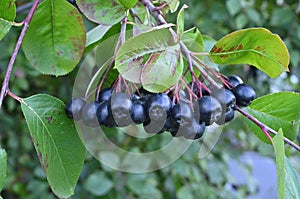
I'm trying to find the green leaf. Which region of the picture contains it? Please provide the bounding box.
[272,129,285,199]
[84,171,113,196]
[20,94,86,198]
[76,0,126,25]
[0,0,16,41]
[162,0,180,13]
[177,4,188,39]
[115,24,177,83]
[182,27,204,58]
[245,92,300,144]
[22,0,86,76]
[85,58,113,97]
[209,28,290,78]
[202,35,218,70]
[86,25,112,47]
[117,0,138,9]
[0,149,7,192]
[285,156,300,199]
[141,46,183,93]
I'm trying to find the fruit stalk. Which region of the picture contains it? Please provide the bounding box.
[0,0,40,108]
[140,0,300,152]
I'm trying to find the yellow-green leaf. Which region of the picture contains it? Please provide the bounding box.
[209,28,290,78]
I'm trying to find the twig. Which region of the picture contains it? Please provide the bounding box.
[0,0,40,108]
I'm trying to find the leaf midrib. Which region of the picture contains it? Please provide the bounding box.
[21,99,72,190]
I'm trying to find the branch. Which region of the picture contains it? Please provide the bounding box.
[140,0,300,152]
[235,106,300,151]
[0,0,40,108]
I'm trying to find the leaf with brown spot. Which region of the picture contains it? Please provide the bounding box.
[21,94,86,198]
[22,0,86,76]
[76,0,126,25]
[209,28,290,78]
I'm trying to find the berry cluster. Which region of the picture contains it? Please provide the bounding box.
[66,75,256,140]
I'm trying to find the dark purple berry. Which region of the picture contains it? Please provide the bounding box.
[96,101,116,127]
[146,93,172,121]
[170,102,194,128]
[231,84,256,107]
[211,89,236,111]
[216,108,235,125]
[143,119,166,134]
[81,102,101,127]
[198,96,223,126]
[65,97,86,121]
[183,120,206,140]
[97,87,112,103]
[130,100,148,124]
[109,93,133,127]
[226,75,243,88]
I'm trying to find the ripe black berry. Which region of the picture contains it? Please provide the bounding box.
[227,75,243,88]
[96,101,116,127]
[183,120,206,140]
[97,87,112,103]
[216,108,235,125]
[231,84,256,107]
[65,97,86,121]
[170,102,194,128]
[198,96,223,126]
[81,102,101,127]
[109,93,133,127]
[211,89,236,111]
[130,100,148,124]
[146,93,172,121]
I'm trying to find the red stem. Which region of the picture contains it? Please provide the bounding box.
[0,0,40,108]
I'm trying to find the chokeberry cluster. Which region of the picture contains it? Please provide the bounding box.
[66,75,256,140]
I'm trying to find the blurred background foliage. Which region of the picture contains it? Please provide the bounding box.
[0,0,300,198]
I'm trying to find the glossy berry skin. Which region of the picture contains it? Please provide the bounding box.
[65,97,86,121]
[130,100,148,124]
[216,108,235,125]
[183,120,206,140]
[198,96,223,126]
[227,75,243,88]
[146,93,172,121]
[232,84,256,107]
[81,102,101,127]
[97,87,112,103]
[211,89,236,111]
[109,93,133,127]
[96,101,115,127]
[170,102,194,128]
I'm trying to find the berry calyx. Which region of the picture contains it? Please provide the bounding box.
[170,102,194,128]
[232,84,256,107]
[198,96,223,126]
[65,97,86,121]
[146,93,172,121]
